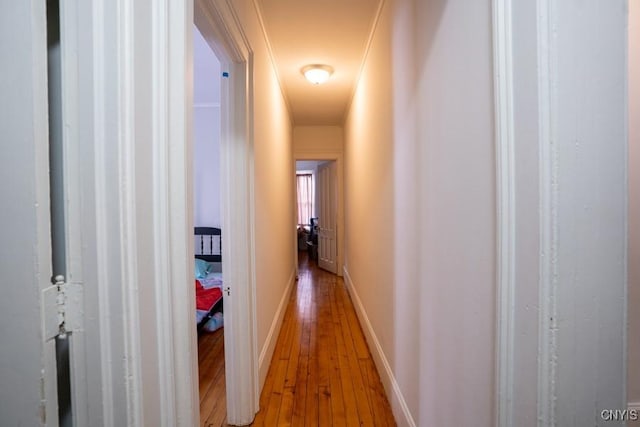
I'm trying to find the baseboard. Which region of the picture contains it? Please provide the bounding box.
[342,267,416,427]
[258,268,296,390]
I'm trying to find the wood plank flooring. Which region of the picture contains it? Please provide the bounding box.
[199,327,228,426]
[198,252,396,426]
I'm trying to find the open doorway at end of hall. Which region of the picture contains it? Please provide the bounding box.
[192,23,227,426]
[295,160,338,275]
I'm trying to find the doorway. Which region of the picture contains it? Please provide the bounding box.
[192,23,228,425]
[192,0,259,424]
[295,159,340,276]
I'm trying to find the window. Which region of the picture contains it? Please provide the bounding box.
[296,172,314,227]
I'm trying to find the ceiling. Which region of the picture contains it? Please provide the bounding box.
[255,0,383,126]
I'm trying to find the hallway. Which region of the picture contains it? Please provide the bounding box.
[199,252,395,426]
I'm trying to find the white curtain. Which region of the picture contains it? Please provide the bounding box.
[296,173,314,226]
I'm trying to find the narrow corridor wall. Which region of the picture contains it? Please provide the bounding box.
[343,0,496,425]
[345,1,628,425]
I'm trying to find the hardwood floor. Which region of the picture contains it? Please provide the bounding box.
[199,327,228,426]
[198,252,396,426]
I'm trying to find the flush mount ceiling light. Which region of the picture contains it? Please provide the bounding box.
[301,64,334,85]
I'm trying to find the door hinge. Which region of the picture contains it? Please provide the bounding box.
[224,286,231,297]
[42,275,83,341]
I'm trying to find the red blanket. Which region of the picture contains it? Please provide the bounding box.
[195,280,222,311]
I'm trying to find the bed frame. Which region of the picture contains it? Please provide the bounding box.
[195,227,223,332]
[195,226,222,263]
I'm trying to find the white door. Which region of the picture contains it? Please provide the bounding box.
[317,161,338,274]
[0,2,60,425]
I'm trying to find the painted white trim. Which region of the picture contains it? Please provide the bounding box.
[195,0,249,63]
[165,1,200,426]
[343,267,414,427]
[165,1,201,425]
[247,55,260,415]
[220,58,259,424]
[92,0,115,423]
[492,0,516,426]
[258,269,296,388]
[117,0,145,424]
[151,0,178,424]
[195,1,259,424]
[536,0,558,425]
[58,1,91,425]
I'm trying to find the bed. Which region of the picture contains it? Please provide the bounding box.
[194,227,224,332]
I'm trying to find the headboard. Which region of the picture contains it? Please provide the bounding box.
[194,227,221,263]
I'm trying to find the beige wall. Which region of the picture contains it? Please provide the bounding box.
[293,125,343,154]
[230,1,296,387]
[629,0,640,406]
[343,0,495,425]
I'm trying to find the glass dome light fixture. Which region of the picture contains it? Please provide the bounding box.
[301,64,334,85]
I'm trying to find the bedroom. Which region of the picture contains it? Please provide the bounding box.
[192,23,228,425]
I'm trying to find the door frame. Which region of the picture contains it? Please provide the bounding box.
[8,0,258,424]
[192,0,259,424]
[293,153,344,277]
[492,0,516,425]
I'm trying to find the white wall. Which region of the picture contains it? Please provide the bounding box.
[508,2,627,425]
[193,26,222,228]
[193,107,221,226]
[344,0,496,425]
[629,0,640,408]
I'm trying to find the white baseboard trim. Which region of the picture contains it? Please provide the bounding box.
[343,267,416,427]
[258,269,296,390]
